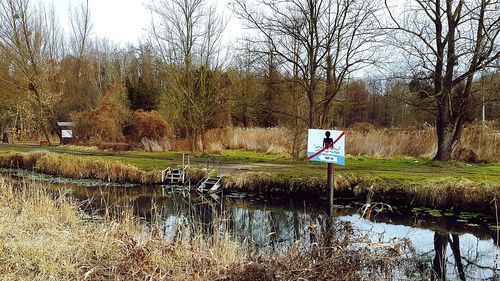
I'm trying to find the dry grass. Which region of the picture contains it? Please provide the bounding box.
[351,177,500,212]
[0,152,46,170]
[60,145,100,152]
[220,220,412,281]
[348,122,500,162]
[141,137,171,152]
[0,178,240,280]
[0,179,412,280]
[205,127,293,154]
[456,123,500,163]
[225,172,362,198]
[203,123,500,162]
[225,172,499,211]
[0,152,160,184]
[347,127,437,158]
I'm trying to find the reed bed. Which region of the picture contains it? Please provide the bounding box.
[0,179,240,280]
[0,152,160,184]
[0,179,413,280]
[355,177,500,212]
[204,123,500,162]
[347,128,437,158]
[225,172,360,198]
[204,127,292,154]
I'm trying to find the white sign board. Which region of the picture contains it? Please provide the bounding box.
[61,130,73,138]
[307,129,345,165]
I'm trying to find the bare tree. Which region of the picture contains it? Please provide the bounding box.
[231,0,380,128]
[0,0,63,144]
[69,0,92,60]
[53,0,98,122]
[385,0,500,161]
[147,0,226,151]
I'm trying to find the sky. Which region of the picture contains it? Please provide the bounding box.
[50,0,240,46]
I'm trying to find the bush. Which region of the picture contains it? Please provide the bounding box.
[71,85,130,143]
[125,110,174,151]
[125,110,173,142]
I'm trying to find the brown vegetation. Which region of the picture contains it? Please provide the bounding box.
[225,172,499,212]
[127,109,174,152]
[203,123,499,163]
[0,152,159,184]
[71,85,130,143]
[205,127,300,155]
[94,142,134,152]
[127,110,174,142]
[0,179,240,280]
[0,179,411,280]
[353,178,500,212]
[72,89,175,152]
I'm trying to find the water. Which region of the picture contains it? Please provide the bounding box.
[3,171,500,280]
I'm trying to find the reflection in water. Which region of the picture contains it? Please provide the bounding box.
[432,232,448,280]
[12,179,500,280]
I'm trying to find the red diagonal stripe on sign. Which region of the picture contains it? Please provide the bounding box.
[307,131,345,161]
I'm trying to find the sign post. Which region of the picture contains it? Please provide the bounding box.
[307,129,346,216]
[327,163,334,215]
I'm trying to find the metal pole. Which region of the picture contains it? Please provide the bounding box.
[327,163,334,217]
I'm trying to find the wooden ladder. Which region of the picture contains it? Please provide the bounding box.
[161,154,190,185]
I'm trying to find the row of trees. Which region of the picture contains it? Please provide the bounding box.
[0,0,499,160]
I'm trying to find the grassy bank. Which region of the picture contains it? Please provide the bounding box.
[224,172,500,212]
[0,179,410,280]
[1,147,499,212]
[0,152,160,184]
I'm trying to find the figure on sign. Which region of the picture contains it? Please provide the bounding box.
[307,129,346,165]
[323,131,333,148]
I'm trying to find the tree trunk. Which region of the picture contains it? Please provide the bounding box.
[435,122,455,161]
[308,98,316,128]
[434,100,461,161]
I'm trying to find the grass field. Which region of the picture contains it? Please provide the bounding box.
[1,143,499,183]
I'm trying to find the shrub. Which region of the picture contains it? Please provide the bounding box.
[126,110,173,142]
[71,85,130,143]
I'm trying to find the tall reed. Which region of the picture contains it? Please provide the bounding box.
[0,179,414,280]
[203,123,500,162]
[0,178,240,280]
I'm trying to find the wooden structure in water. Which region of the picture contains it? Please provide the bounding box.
[161,154,190,185]
[161,154,224,194]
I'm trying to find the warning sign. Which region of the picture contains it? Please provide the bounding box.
[306,129,345,165]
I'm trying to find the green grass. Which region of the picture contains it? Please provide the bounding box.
[1,144,500,185]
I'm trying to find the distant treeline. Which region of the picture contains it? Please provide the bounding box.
[0,0,499,159]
